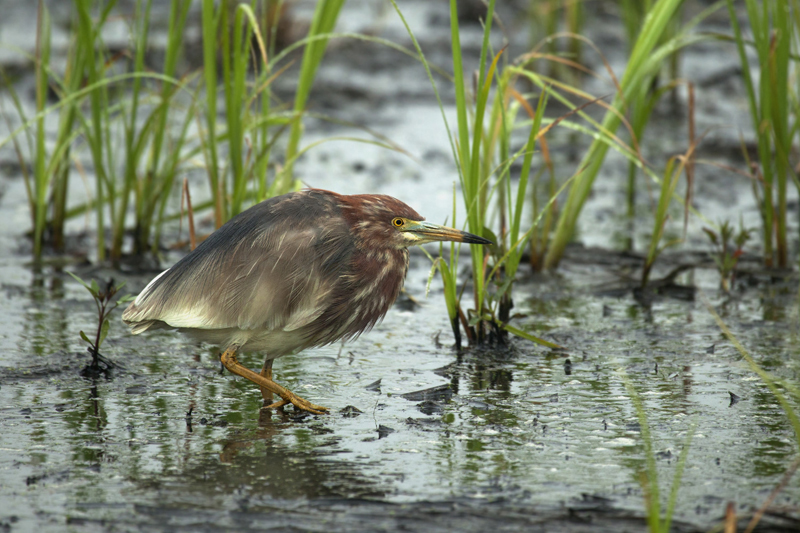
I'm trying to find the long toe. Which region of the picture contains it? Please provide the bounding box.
[263,399,290,410]
[289,395,329,415]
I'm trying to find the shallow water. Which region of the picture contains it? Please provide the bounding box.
[1,1,800,531]
[1,252,799,531]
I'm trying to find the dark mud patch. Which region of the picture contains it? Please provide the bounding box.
[50,498,800,533]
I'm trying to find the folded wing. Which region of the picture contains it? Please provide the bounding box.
[122,191,354,338]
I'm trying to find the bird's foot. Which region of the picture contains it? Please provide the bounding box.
[219,348,328,415]
[264,394,328,415]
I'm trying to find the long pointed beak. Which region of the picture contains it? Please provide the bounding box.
[404,221,493,245]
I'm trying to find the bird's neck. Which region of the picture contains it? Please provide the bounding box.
[351,247,409,312]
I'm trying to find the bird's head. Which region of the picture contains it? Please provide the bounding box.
[339,193,493,251]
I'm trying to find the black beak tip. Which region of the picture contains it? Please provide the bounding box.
[465,234,494,246]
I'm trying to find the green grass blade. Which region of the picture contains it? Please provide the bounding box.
[620,372,661,533]
[283,0,346,182]
[449,0,470,182]
[202,0,222,227]
[33,0,51,260]
[663,418,697,533]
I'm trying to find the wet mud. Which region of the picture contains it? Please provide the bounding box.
[1,0,800,531]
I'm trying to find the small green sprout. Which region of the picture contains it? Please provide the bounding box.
[68,273,134,376]
[702,220,753,292]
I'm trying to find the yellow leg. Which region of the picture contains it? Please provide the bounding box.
[259,360,291,410]
[220,347,328,415]
[259,359,274,406]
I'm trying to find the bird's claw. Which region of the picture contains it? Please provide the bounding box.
[263,398,290,410]
[264,395,328,415]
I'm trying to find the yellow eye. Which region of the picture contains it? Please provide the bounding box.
[392,217,405,228]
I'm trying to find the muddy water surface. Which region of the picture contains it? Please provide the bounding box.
[2,252,799,531]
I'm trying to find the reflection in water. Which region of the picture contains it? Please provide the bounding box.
[469,365,513,394]
[217,409,287,462]
[22,267,71,357]
[149,424,386,502]
[87,384,107,433]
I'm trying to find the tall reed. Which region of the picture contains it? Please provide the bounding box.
[444,0,555,345]
[728,0,795,269]
[20,0,113,261]
[74,0,114,262]
[447,0,496,342]
[135,0,193,257]
[4,2,73,261]
[72,0,195,262]
[6,0,377,264]
[619,0,684,236]
[32,0,52,260]
[19,0,86,260]
[201,0,270,226]
[641,86,695,287]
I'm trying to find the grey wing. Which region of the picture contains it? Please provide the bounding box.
[122,193,354,336]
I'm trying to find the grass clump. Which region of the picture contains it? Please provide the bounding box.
[392,0,562,348]
[3,0,349,264]
[6,0,83,260]
[6,0,196,263]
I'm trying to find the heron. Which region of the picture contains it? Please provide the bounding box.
[122,188,491,414]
